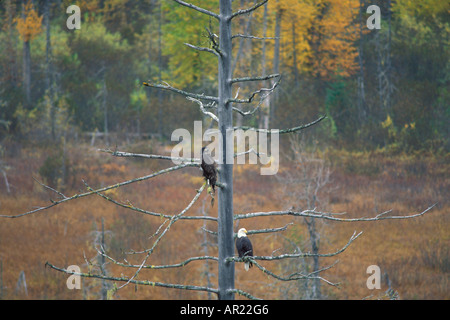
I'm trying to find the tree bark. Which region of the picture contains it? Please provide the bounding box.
[217,0,235,300]
[259,2,269,129]
[21,0,31,108]
[102,75,109,146]
[270,5,281,127]
[158,0,163,137]
[44,0,55,140]
[357,0,367,121]
[292,21,299,87]
[23,40,31,108]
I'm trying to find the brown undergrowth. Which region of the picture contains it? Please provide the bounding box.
[0,142,447,299]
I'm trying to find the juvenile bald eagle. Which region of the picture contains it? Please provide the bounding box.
[201,146,217,193]
[236,228,253,271]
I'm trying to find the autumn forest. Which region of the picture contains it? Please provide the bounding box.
[0,0,448,300]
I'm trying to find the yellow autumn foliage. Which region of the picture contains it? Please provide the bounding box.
[15,0,42,42]
[265,0,360,79]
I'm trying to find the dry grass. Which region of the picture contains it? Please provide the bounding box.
[0,142,448,299]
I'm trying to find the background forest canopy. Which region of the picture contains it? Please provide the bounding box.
[0,0,448,153]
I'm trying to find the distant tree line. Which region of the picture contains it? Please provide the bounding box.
[0,0,448,152]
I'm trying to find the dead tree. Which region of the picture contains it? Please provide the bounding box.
[277,135,332,299]
[0,0,435,300]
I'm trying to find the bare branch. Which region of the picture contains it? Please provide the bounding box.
[229,231,362,265]
[0,163,198,219]
[247,223,294,236]
[276,115,327,134]
[230,73,280,84]
[231,34,279,40]
[184,42,219,57]
[203,26,221,55]
[228,288,262,300]
[205,224,294,238]
[46,261,218,295]
[186,97,219,122]
[231,0,268,20]
[204,100,263,117]
[143,81,218,102]
[32,177,67,199]
[233,106,261,117]
[233,115,327,133]
[101,252,219,270]
[172,0,219,20]
[250,259,340,287]
[116,183,206,289]
[252,231,363,260]
[201,226,218,236]
[84,180,217,222]
[234,147,265,159]
[99,148,200,164]
[229,76,281,104]
[306,259,340,277]
[234,204,436,222]
[234,87,240,99]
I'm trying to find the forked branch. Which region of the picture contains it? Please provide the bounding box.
[0,163,198,219]
[233,115,327,133]
[231,0,269,20]
[229,76,281,104]
[184,42,220,57]
[143,81,218,102]
[114,183,206,289]
[251,259,340,287]
[46,262,219,295]
[234,204,436,222]
[186,97,219,122]
[228,231,362,264]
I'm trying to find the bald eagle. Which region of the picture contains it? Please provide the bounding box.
[201,146,217,193]
[236,228,253,271]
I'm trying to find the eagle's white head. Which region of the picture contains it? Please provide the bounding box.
[237,228,248,238]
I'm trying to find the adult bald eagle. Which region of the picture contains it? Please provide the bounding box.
[201,146,217,193]
[236,228,253,271]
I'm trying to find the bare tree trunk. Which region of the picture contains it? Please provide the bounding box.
[357,0,367,121]
[21,0,31,108]
[1,170,10,194]
[259,2,269,129]
[16,270,27,296]
[386,0,392,113]
[157,0,163,137]
[217,0,235,300]
[201,200,213,300]
[270,5,281,127]
[0,259,3,299]
[5,0,18,88]
[102,76,109,146]
[292,21,299,87]
[232,0,253,128]
[100,218,107,300]
[44,0,55,141]
[23,40,31,108]
[376,2,393,121]
[305,216,321,299]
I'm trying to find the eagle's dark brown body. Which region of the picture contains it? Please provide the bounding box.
[201,147,217,192]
